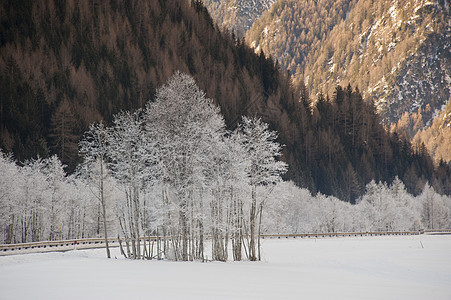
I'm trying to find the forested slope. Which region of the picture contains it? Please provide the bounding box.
[411,101,451,165]
[1,0,282,169]
[1,0,449,201]
[246,0,450,128]
[245,0,355,75]
[202,0,275,37]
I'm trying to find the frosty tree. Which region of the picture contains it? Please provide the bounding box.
[0,152,20,244]
[239,116,287,261]
[107,110,157,259]
[358,178,421,232]
[212,131,249,261]
[42,155,67,241]
[79,122,113,258]
[4,72,448,263]
[144,72,227,261]
[420,183,450,229]
[18,158,49,243]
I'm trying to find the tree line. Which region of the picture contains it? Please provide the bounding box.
[1,73,287,262]
[279,83,451,202]
[267,180,450,234]
[2,74,449,261]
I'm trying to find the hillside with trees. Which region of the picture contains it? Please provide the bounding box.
[1,0,450,202]
[412,100,451,165]
[245,0,355,75]
[245,0,450,128]
[1,0,283,171]
[202,0,275,37]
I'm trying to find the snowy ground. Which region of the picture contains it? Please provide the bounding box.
[0,234,450,300]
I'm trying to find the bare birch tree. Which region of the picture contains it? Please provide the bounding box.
[79,122,112,258]
[239,116,287,261]
[144,72,226,261]
[107,110,158,259]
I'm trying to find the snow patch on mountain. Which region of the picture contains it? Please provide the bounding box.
[203,0,276,37]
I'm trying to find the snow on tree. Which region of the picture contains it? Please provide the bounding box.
[107,110,157,259]
[239,116,287,261]
[0,152,21,243]
[419,183,450,229]
[216,131,249,261]
[64,174,93,239]
[388,177,419,231]
[205,131,250,261]
[2,73,450,263]
[315,193,354,233]
[264,181,316,234]
[144,72,227,261]
[17,158,50,242]
[263,177,429,235]
[41,155,67,241]
[79,122,115,258]
[1,152,79,243]
[357,178,422,232]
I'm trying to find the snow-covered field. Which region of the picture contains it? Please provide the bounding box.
[1,234,450,300]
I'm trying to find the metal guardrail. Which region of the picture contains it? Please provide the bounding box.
[1,230,450,256]
[0,238,112,256]
[261,231,419,239]
[262,229,451,239]
[0,236,159,256]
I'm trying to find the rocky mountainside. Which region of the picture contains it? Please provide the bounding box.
[245,0,355,74]
[383,29,450,125]
[245,0,450,129]
[202,0,275,37]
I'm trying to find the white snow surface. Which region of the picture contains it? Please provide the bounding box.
[1,234,450,300]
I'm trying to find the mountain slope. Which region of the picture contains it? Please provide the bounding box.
[202,0,275,37]
[246,0,450,127]
[245,0,355,74]
[412,100,451,164]
[2,0,280,167]
[1,0,449,199]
